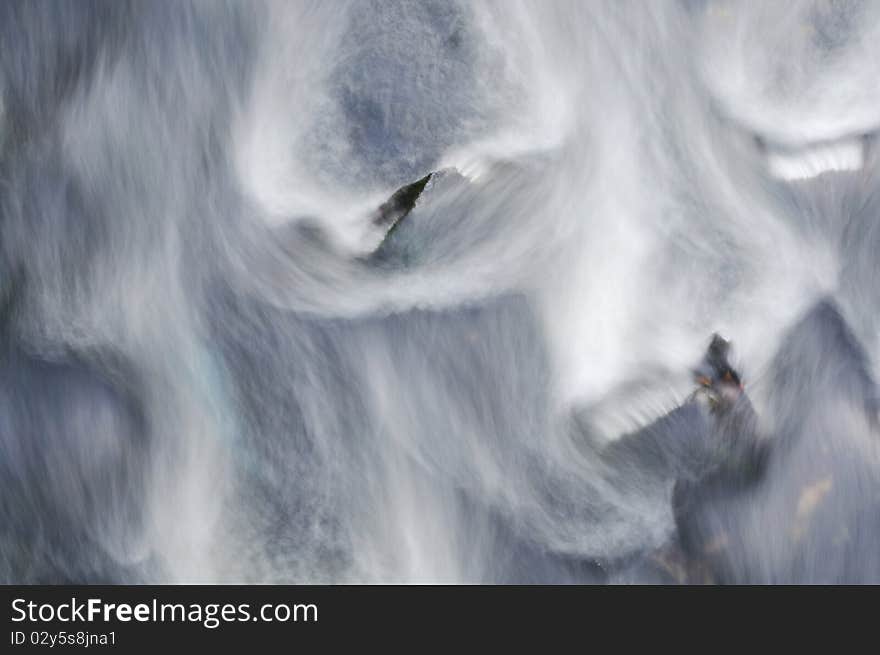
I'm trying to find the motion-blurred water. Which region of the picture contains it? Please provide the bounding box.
[1,0,878,583]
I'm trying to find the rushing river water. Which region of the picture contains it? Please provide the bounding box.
[1,0,879,583]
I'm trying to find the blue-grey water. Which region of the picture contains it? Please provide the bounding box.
[1,0,878,583]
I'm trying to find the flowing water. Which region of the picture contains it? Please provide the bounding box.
[1,0,879,583]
